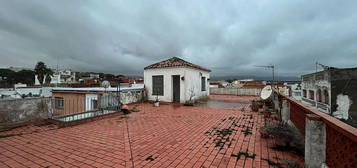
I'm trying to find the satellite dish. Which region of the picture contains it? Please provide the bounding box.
[260,85,273,100]
[102,81,111,89]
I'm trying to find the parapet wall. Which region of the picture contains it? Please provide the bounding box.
[0,98,52,128]
[278,94,357,167]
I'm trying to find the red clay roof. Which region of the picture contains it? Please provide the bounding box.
[144,57,211,72]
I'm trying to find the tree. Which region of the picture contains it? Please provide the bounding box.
[15,70,35,85]
[35,62,46,85]
[35,61,52,86]
[103,74,115,80]
[0,69,15,88]
[45,68,54,85]
[226,79,234,83]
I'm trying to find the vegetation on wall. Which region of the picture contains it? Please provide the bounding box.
[260,122,304,156]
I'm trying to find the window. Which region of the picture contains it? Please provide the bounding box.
[309,90,315,100]
[55,97,64,109]
[324,90,329,105]
[152,75,164,96]
[92,99,98,109]
[201,77,206,91]
[303,90,307,98]
[317,89,322,102]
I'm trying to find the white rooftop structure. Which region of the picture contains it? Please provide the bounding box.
[52,86,144,92]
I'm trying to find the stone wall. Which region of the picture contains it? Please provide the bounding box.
[0,98,52,127]
[120,90,144,104]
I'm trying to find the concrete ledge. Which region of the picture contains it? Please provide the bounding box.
[48,111,124,128]
[306,114,322,121]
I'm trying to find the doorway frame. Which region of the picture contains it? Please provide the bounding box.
[172,75,180,102]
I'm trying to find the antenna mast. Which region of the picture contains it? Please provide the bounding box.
[316,62,329,71]
[255,65,275,85]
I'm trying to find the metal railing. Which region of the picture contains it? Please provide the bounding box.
[52,93,122,122]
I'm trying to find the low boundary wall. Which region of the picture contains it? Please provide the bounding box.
[278,94,357,167]
[210,88,261,96]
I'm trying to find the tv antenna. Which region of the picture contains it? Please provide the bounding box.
[315,62,329,72]
[255,65,275,84]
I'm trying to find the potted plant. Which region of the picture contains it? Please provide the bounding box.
[184,100,195,106]
[184,87,195,106]
[250,100,259,112]
[154,95,160,107]
[257,99,264,109]
[263,109,272,121]
[259,125,270,138]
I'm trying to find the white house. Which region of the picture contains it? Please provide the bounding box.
[35,69,76,85]
[144,57,211,103]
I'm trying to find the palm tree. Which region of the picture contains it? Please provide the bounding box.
[35,61,54,86]
[35,62,47,86]
[44,68,54,85]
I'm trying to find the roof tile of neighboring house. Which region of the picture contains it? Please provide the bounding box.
[144,57,211,72]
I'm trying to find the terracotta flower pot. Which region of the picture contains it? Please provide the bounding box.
[154,101,160,107]
[274,137,286,146]
[259,128,269,138]
[263,111,271,119]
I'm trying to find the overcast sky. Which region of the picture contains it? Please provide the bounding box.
[0,0,356,77]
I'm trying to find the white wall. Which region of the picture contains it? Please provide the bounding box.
[184,68,210,102]
[35,74,61,85]
[144,67,210,103]
[210,88,261,96]
[144,67,185,103]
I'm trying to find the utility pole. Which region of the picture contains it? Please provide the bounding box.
[56,55,59,87]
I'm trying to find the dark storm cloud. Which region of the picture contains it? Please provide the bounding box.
[0,0,356,77]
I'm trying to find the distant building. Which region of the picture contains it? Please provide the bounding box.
[209,81,224,88]
[144,57,211,103]
[14,83,27,89]
[8,66,32,72]
[301,67,357,120]
[78,73,100,81]
[35,69,76,85]
[240,80,266,89]
[286,83,302,101]
[0,86,52,100]
[224,79,266,89]
[69,79,100,88]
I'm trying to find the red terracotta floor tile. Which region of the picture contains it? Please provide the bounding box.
[0,95,303,168]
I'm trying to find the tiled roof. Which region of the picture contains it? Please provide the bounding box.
[144,57,211,72]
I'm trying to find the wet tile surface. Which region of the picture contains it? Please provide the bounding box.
[0,95,303,168]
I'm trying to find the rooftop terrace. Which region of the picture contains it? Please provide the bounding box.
[0,95,302,168]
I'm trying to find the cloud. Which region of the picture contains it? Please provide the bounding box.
[0,0,356,77]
